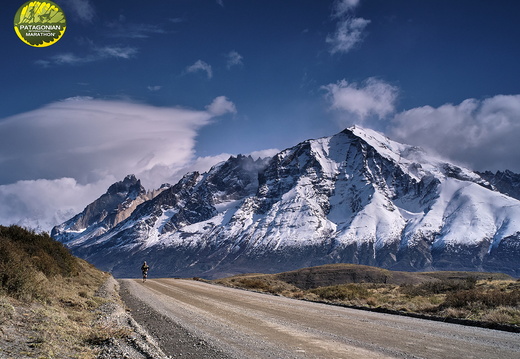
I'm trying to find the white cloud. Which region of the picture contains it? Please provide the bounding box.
[36,45,138,66]
[331,0,360,18]
[327,0,370,54]
[206,96,237,116]
[0,97,235,186]
[186,60,213,79]
[139,147,279,202]
[106,19,168,39]
[147,85,162,91]
[226,50,243,69]
[389,95,520,172]
[216,0,224,7]
[64,0,95,23]
[248,149,280,160]
[96,45,137,59]
[327,17,370,54]
[107,23,168,39]
[322,77,398,121]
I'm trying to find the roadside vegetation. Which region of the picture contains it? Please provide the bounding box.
[0,225,121,358]
[213,264,520,328]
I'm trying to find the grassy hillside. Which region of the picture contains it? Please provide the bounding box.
[0,225,117,358]
[214,263,520,328]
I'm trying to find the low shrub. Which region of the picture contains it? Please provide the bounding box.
[238,278,273,292]
[400,277,477,297]
[0,237,47,300]
[443,288,520,309]
[481,306,520,325]
[311,284,369,301]
[0,225,80,301]
[0,225,78,278]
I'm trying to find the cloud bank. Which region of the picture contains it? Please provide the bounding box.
[0,97,236,230]
[389,95,520,172]
[0,177,114,232]
[0,97,231,186]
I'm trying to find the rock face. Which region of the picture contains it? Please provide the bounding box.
[51,175,160,245]
[52,127,520,278]
[477,170,520,201]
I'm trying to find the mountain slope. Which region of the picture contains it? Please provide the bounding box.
[52,127,520,278]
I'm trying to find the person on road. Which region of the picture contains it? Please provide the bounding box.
[141,261,149,282]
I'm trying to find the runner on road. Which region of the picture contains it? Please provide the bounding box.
[141,261,149,282]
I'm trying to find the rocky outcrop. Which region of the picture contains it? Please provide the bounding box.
[477,170,520,200]
[51,175,161,244]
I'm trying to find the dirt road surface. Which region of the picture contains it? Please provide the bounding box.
[119,278,520,359]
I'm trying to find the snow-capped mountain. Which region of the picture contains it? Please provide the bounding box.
[52,127,520,278]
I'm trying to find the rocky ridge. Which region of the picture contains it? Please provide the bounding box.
[51,175,166,245]
[477,170,520,201]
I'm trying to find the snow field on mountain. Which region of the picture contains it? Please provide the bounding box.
[434,179,520,247]
[140,208,177,247]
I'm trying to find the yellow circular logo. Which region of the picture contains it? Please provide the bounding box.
[14,1,66,47]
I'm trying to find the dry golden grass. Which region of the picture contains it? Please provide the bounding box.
[0,226,119,358]
[1,259,112,358]
[0,296,15,324]
[214,273,300,295]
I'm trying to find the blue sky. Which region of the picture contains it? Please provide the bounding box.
[1,0,520,230]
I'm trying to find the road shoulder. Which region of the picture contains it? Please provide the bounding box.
[94,276,169,359]
[118,279,234,359]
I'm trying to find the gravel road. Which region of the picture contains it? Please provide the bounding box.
[119,278,520,359]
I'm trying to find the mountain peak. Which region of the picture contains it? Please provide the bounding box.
[106,174,143,196]
[51,174,151,244]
